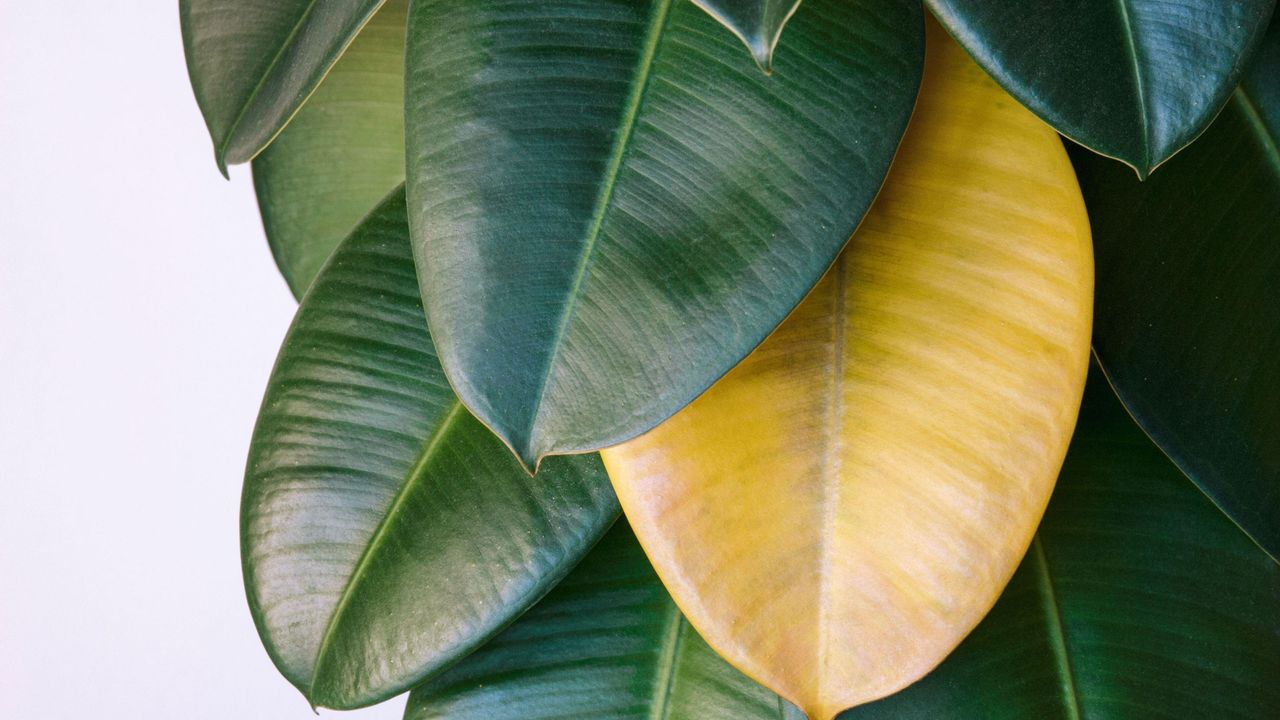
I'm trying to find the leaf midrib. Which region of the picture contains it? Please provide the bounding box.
[648,602,687,720]
[216,0,323,168]
[1235,88,1280,179]
[308,399,466,699]
[1114,0,1151,170]
[522,0,677,457]
[815,254,848,702]
[1030,536,1084,720]
[216,0,390,170]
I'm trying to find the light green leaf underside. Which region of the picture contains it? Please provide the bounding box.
[405,522,799,720]
[846,368,1280,719]
[242,189,618,710]
[180,0,384,170]
[252,0,407,298]
[404,0,924,469]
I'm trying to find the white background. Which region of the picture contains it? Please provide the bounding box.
[0,2,405,718]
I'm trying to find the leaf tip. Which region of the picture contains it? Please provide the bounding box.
[747,37,776,75]
[511,441,543,476]
[689,0,799,75]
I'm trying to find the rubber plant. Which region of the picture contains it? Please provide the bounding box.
[182,0,1280,717]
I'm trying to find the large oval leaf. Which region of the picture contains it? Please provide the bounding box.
[1071,17,1280,562]
[848,368,1280,719]
[404,0,924,469]
[243,188,618,710]
[927,0,1275,177]
[405,522,795,720]
[252,0,407,298]
[690,0,802,72]
[180,0,384,171]
[603,22,1093,720]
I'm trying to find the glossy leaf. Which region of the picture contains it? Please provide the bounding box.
[603,22,1093,720]
[690,0,802,72]
[927,0,1275,177]
[847,369,1280,719]
[404,522,798,720]
[252,0,407,298]
[180,0,384,171]
[242,189,618,710]
[1071,17,1280,562]
[404,0,924,469]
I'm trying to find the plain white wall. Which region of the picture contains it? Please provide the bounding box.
[0,2,405,718]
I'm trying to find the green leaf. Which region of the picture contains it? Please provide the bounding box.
[926,0,1275,177]
[846,367,1280,719]
[404,0,924,469]
[180,0,385,172]
[689,0,802,72]
[404,522,798,720]
[1069,18,1280,562]
[242,188,619,710]
[252,0,407,299]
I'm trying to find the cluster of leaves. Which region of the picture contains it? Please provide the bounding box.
[182,0,1280,717]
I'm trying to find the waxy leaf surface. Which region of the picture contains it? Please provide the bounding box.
[690,0,802,71]
[1071,17,1280,562]
[927,0,1275,176]
[243,190,617,710]
[848,370,1280,719]
[253,0,407,298]
[404,0,924,469]
[405,523,798,720]
[603,23,1093,720]
[181,0,384,170]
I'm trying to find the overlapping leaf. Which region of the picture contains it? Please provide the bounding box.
[690,0,802,71]
[603,22,1093,720]
[405,371,1280,720]
[252,0,408,298]
[1071,17,1280,561]
[404,0,924,469]
[405,523,797,720]
[180,0,385,171]
[927,0,1275,176]
[242,189,618,710]
[848,369,1280,719]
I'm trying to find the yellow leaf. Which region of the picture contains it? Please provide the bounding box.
[601,19,1093,720]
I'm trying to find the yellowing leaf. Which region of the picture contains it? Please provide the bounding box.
[601,20,1093,720]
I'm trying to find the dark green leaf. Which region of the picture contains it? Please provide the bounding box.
[180,0,384,172]
[1070,18,1280,561]
[242,189,619,710]
[404,0,924,469]
[927,0,1275,176]
[690,0,802,72]
[404,522,798,720]
[252,0,407,298]
[846,367,1280,719]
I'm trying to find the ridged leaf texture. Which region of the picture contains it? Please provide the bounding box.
[242,189,618,709]
[405,523,799,720]
[603,21,1093,719]
[404,0,924,469]
[848,369,1280,719]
